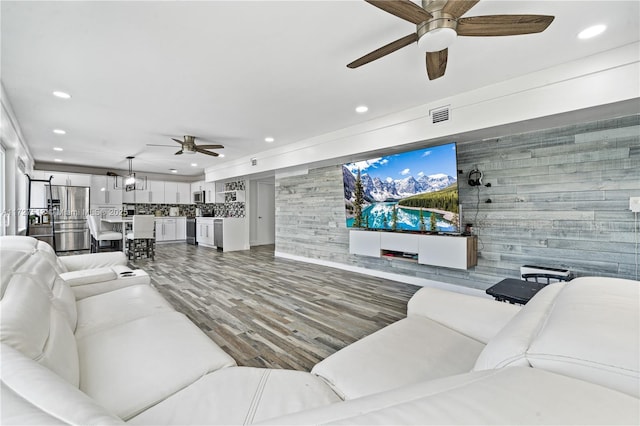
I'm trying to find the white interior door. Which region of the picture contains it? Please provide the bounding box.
[256,181,275,245]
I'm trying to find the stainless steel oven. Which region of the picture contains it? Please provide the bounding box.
[186,218,197,245]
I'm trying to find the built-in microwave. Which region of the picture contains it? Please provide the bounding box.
[193,191,205,204]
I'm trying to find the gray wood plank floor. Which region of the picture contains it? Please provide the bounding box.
[127,243,420,371]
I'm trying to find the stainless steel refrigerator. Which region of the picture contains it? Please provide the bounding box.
[46,185,91,251]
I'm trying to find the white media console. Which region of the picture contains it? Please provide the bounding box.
[349,230,477,270]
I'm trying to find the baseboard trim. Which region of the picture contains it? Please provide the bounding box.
[274,251,488,298]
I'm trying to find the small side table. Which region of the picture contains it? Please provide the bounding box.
[485,278,548,305]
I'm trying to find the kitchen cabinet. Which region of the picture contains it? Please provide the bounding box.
[145,180,165,204]
[122,187,136,203]
[90,175,122,206]
[196,217,215,247]
[155,217,187,241]
[204,182,215,204]
[37,171,91,187]
[47,172,91,187]
[164,182,177,204]
[163,182,190,204]
[175,217,187,240]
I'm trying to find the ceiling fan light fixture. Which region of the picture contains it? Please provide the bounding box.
[418,27,457,52]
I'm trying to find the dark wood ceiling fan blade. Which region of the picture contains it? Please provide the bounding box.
[196,144,224,149]
[171,138,184,144]
[442,0,480,19]
[457,15,555,36]
[365,0,432,24]
[195,148,219,157]
[348,33,418,68]
[175,150,183,155]
[426,49,448,80]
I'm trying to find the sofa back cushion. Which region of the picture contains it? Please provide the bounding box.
[1,344,124,425]
[408,287,520,344]
[474,283,565,370]
[0,236,68,273]
[14,254,78,328]
[0,254,79,387]
[527,277,639,398]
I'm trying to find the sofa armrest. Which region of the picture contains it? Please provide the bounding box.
[407,287,521,344]
[59,268,118,287]
[69,269,151,300]
[58,252,127,272]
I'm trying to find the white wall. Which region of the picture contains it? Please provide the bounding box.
[1,83,34,235]
[206,43,640,182]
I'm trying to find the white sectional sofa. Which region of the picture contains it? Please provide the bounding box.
[1,236,638,425]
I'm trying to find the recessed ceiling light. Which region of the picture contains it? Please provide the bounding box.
[54,159,63,162]
[355,105,369,113]
[219,154,225,158]
[53,129,66,135]
[191,163,198,167]
[578,24,606,39]
[170,169,178,173]
[53,147,63,151]
[265,137,274,143]
[52,91,71,99]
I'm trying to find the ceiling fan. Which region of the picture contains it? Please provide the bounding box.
[348,0,554,80]
[147,135,224,157]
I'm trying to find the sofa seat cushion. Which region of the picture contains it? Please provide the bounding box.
[75,284,175,338]
[129,367,342,425]
[311,316,485,399]
[263,367,640,425]
[76,312,236,420]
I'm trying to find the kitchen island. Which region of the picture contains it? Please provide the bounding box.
[196,217,248,252]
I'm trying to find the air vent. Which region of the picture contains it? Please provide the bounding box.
[251,158,257,166]
[430,106,450,124]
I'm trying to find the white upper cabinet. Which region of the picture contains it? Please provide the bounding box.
[164,182,177,204]
[90,175,122,206]
[41,171,91,187]
[146,180,165,204]
[177,183,190,204]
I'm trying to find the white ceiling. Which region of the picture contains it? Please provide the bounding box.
[2,1,639,178]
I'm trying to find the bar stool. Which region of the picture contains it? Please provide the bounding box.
[86,215,122,252]
[126,215,156,260]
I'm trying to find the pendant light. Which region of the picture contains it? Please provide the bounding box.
[125,156,136,187]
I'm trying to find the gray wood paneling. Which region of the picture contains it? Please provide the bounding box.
[275,115,640,289]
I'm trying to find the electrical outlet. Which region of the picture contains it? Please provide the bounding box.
[630,197,640,213]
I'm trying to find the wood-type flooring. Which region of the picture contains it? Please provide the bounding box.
[127,243,420,371]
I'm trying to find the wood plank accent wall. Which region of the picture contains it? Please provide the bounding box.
[275,115,640,290]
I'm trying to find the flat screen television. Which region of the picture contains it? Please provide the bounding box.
[343,142,459,233]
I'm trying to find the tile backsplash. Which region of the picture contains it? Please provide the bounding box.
[126,202,245,218]
[123,179,246,218]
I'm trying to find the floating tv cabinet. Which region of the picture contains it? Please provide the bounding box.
[349,230,477,270]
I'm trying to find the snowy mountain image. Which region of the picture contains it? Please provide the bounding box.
[343,143,459,233]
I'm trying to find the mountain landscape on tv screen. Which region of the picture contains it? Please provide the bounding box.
[343,144,459,233]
